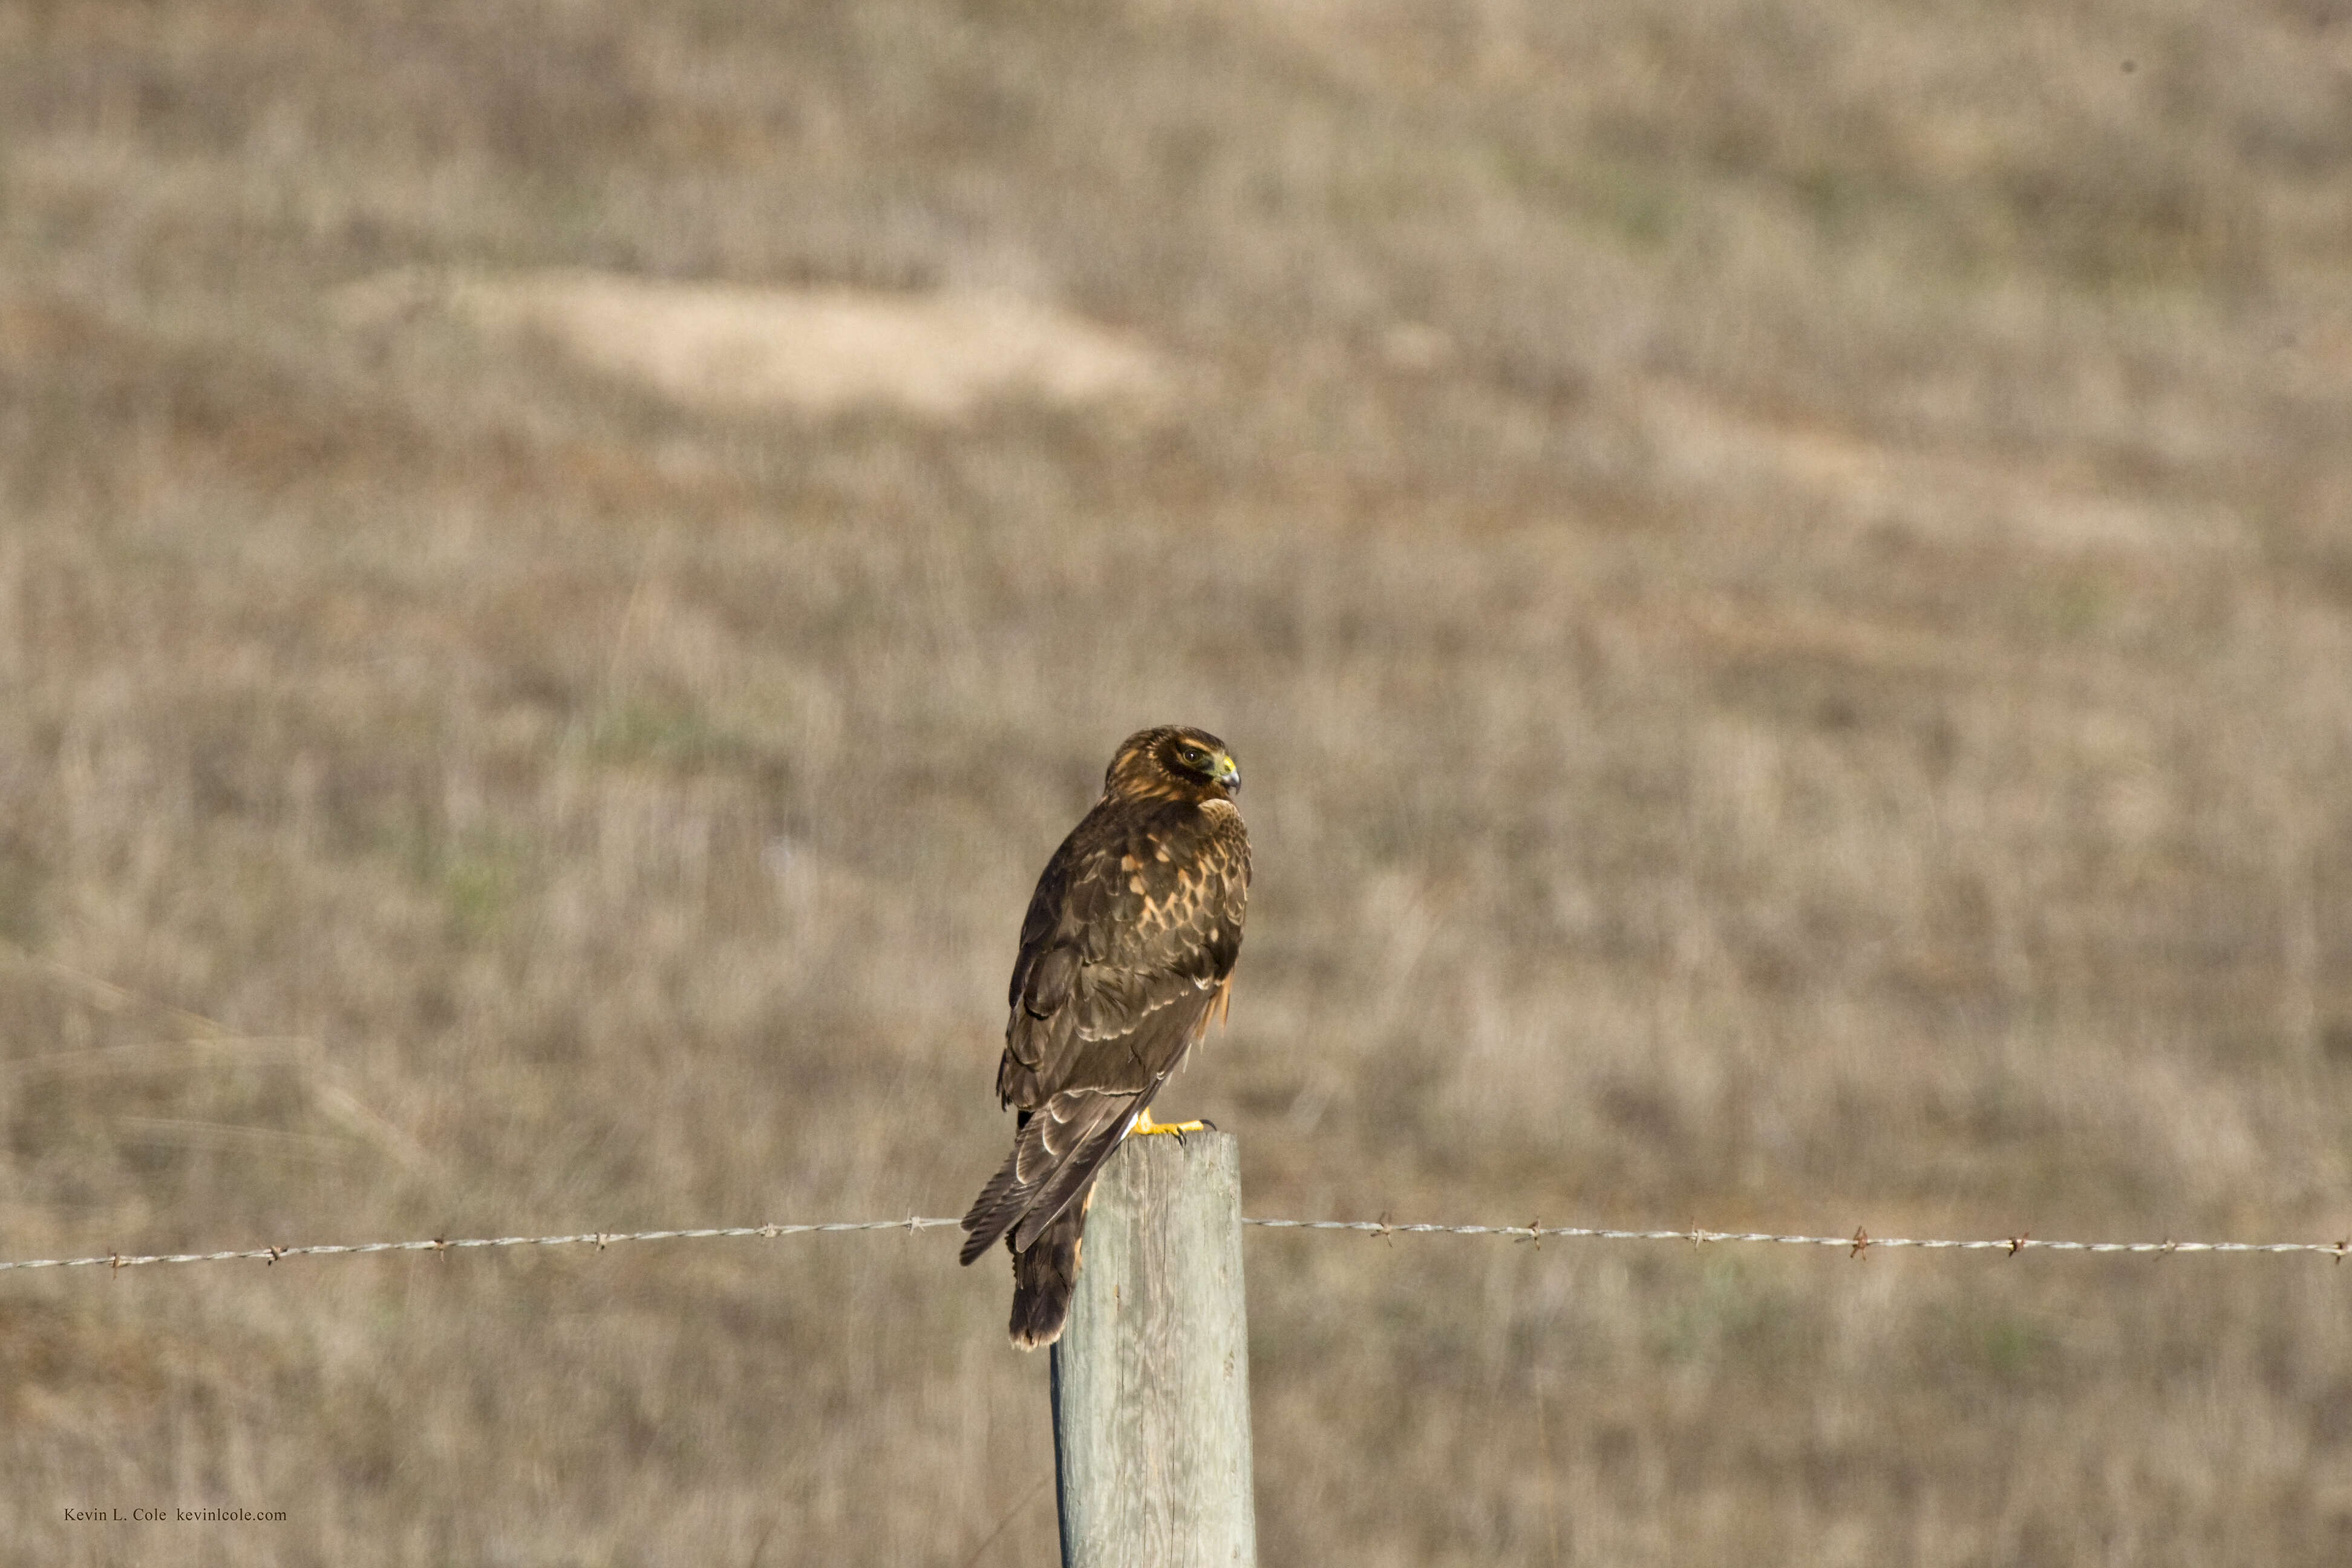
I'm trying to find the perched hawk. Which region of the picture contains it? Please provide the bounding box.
[959,726,1251,1348]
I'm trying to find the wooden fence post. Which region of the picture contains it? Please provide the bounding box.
[1050,1128,1257,1568]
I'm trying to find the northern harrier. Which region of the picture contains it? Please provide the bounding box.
[959,726,1250,1348]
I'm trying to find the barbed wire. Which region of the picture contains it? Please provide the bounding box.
[2,1216,2345,1273]
[1242,1219,2352,1258]
[0,1220,962,1273]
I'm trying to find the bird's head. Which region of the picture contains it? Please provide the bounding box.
[1105,725,1241,805]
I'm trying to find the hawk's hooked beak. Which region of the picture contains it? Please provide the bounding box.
[1217,754,1242,794]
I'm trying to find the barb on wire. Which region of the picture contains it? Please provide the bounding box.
[2,1217,2348,1274]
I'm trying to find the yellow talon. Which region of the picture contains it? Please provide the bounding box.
[1131,1111,1210,1137]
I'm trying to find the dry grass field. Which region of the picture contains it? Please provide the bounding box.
[5,0,2352,1561]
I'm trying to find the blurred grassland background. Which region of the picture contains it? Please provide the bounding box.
[5,0,2352,1562]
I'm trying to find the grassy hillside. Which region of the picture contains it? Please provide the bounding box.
[5,1,2352,1562]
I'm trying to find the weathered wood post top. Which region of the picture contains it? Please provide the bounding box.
[1050,1129,1257,1568]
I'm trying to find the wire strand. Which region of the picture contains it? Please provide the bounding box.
[0,1220,962,1272]
[2,1217,2344,1272]
[1240,1219,2352,1257]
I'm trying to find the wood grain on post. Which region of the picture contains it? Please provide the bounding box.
[1050,1129,1258,1568]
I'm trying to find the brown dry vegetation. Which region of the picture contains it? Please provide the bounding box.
[5,0,2352,1562]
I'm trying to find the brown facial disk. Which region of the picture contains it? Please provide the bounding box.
[1103,725,1240,805]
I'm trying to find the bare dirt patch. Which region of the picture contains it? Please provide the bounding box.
[347,269,1171,420]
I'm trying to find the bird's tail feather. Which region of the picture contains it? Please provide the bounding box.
[1008,1199,1087,1350]
[959,1135,1030,1266]
[959,1087,1149,1266]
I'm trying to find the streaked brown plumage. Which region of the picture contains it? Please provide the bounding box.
[959,725,1250,1348]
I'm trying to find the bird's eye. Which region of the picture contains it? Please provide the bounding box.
[1179,746,1209,768]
